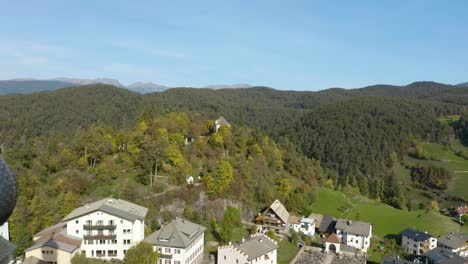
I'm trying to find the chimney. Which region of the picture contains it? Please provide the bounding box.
[259,238,263,243]
[348,220,352,226]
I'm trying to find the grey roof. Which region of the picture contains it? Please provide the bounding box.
[399,228,432,242]
[33,222,66,238]
[25,233,82,253]
[438,233,468,250]
[62,198,148,222]
[22,256,48,264]
[381,257,413,264]
[143,218,206,248]
[215,117,230,126]
[233,235,278,261]
[423,247,467,264]
[339,243,358,254]
[335,219,371,237]
[0,237,15,262]
[318,216,336,233]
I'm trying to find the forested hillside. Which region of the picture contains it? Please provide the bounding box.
[5,112,322,255]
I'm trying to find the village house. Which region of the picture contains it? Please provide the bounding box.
[317,216,336,238]
[217,234,278,264]
[437,233,468,257]
[334,219,372,252]
[143,218,206,264]
[24,231,81,264]
[399,228,437,255]
[24,198,148,263]
[288,215,315,236]
[63,198,148,260]
[455,206,468,223]
[254,199,290,234]
[422,247,467,264]
[214,117,230,133]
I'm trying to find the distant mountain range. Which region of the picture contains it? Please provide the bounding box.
[0,78,254,95]
[458,82,468,87]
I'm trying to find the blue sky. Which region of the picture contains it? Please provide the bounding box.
[0,0,467,90]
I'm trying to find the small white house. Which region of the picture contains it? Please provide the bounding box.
[399,228,437,255]
[288,216,315,236]
[143,217,206,264]
[63,198,148,260]
[0,222,9,241]
[437,233,468,257]
[218,234,278,264]
[335,219,372,252]
[186,176,194,185]
[214,117,230,133]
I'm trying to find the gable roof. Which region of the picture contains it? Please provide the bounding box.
[143,218,206,248]
[215,116,230,126]
[399,228,432,242]
[264,199,290,224]
[25,233,82,253]
[335,219,371,237]
[233,235,278,261]
[62,198,148,222]
[33,222,66,239]
[326,233,341,243]
[318,216,336,233]
[437,233,468,249]
[423,247,467,264]
[455,206,468,215]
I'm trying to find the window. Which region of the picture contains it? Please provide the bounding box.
[121,220,123,224]
[97,220,103,226]
[236,260,239,264]
[123,239,131,245]
[108,250,117,257]
[99,240,105,245]
[175,249,181,254]
[355,240,358,243]
[165,248,171,253]
[175,262,181,264]
[165,260,170,264]
[86,220,92,225]
[76,220,79,224]
[224,256,226,260]
[109,220,114,226]
[76,230,79,234]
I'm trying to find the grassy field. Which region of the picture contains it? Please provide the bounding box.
[277,239,300,264]
[411,142,468,200]
[308,188,467,239]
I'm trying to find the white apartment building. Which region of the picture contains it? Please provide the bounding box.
[143,218,206,264]
[437,233,467,257]
[0,222,9,241]
[63,198,148,260]
[399,228,437,255]
[218,234,278,264]
[335,219,372,252]
[288,216,315,236]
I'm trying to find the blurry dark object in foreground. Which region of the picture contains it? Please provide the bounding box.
[0,159,17,264]
[0,160,17,226]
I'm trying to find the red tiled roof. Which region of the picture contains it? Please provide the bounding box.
[326,233,341,243]
[456,207,468,214]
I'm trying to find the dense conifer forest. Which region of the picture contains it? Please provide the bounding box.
[1,82,467,258]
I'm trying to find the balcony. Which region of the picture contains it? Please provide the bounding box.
[84,225,117,230]
[159,254,173,259]
[84,234,117,240]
